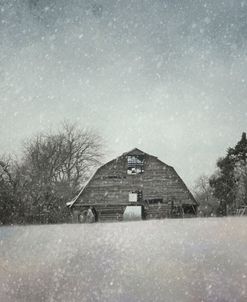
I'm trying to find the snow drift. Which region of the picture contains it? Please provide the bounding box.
[0,218,247,302]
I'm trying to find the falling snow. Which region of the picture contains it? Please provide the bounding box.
[0,0,247,186]
[1,1,247,301]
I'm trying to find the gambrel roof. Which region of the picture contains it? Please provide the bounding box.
[67,148,198,208]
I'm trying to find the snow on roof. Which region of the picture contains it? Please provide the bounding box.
[66,167,99,208]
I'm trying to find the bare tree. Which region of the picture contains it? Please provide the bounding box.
[19,122,104,223]
[193,174,220,217]
[0,156,25,224]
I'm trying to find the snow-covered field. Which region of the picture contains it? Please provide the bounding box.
[0,218,247,302]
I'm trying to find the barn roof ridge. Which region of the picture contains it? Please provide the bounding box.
[122,147,147,155]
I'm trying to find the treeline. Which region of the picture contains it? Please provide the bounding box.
[0,122,103,225]
[194,132,247,217]
[1,127,247,224]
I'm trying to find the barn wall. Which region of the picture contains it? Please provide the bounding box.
[73,153,197,221]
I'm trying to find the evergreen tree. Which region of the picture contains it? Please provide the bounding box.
[210,132,247,215]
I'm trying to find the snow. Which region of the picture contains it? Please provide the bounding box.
[0,218,247,302]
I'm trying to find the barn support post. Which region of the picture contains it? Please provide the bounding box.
[141,206,146,220]
[171,199,174,218]
[192,204,197,216]
[91,207,98,222]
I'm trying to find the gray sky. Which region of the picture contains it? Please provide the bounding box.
[1,0,247,187]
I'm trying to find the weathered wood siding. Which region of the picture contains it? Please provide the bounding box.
[72,151,197,221]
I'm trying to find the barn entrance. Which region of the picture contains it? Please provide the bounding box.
[123,206,145,221]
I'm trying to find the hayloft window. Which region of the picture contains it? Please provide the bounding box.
[127,155,144,175]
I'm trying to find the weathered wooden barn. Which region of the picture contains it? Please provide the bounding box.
[67,148,198,222]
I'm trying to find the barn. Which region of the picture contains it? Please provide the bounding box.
[67,148,198,222]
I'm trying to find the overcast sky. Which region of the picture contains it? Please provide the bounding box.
[1,0,247,187]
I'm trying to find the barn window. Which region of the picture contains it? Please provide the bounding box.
[146,198,163,204]
[129,191,143,202]
[127,155,144,174]
[129,193,137,202]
